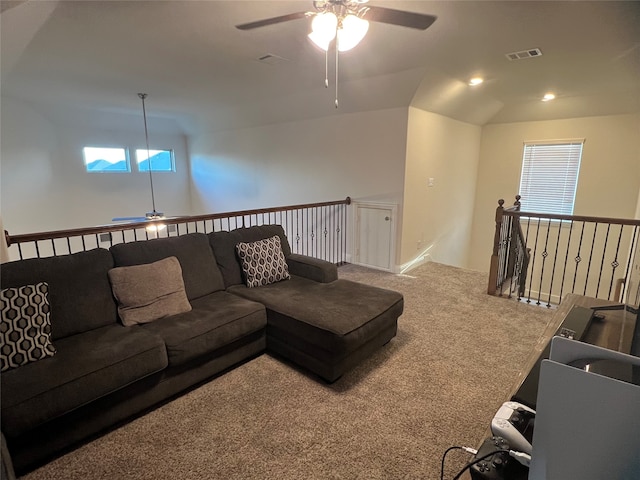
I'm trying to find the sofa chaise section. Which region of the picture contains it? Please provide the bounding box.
[209,225,404,382]
[230,275,402,382]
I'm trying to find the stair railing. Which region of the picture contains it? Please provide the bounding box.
[489,196,640,307]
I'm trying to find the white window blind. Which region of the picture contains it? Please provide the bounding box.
[518,140,584,215]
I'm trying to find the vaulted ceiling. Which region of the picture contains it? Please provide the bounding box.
[2,1,639,135]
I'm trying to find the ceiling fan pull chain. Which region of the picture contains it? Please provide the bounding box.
[324,48,329,88]
[335,43,339,108]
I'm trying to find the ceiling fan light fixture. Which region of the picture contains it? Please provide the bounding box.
[144,212,167,232]
[308,12,337,50]
[337,14,369,52]
[146,223,167,232]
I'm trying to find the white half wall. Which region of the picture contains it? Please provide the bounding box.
[1,97,192,235]
[401,107,481,270]
[468,113,640,273]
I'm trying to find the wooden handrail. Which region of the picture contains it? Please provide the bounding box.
[504,209,640,227]
[5,197,351,247]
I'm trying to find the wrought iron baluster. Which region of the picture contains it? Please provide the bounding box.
[572,222,586,295]
[583,223,599,296]
[295,209,300,254]
[311,208,316,258]
[595,224,611,298]
[536,218,552,307]
[526,218,541,304]
[522,217,532,303]
[606,224,624,301]
[622,226,639,303]
[558,220,574,304]
[547,219,564,307]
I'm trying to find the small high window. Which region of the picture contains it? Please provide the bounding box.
[136,149,175,172]
[83,147,129,172]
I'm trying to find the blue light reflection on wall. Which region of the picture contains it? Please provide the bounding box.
[190,154,260,213]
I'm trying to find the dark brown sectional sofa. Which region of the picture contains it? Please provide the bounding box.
[0,225,403,477]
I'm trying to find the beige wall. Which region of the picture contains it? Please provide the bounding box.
[189,107,408,214]
[401,107,481,269]
[468,113,640,273]
[189,107,409,266]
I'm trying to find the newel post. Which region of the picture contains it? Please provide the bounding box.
[488,199,505,295]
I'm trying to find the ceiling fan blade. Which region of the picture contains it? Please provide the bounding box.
[112,216,149,222]
[363,6,436,30]
[236,12,309,30]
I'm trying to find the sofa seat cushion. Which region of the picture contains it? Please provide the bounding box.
[227,276,403,357]
[0,324,167,437]
[141,291,267,367]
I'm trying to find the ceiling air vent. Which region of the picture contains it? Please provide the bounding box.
[505,48,543,61]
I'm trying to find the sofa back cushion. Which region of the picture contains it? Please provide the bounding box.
[208,225,292,288]
[109,233,224,300]
[0,249,117,340]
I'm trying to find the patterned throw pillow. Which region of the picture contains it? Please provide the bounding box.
[1,282,56,372]
[236,235,291,288]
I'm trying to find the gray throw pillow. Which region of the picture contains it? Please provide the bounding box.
[236,235,291,288]
[108,256,192,326]
[1,282,56,372]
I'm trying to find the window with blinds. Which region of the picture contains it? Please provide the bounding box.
[518,140,584,215]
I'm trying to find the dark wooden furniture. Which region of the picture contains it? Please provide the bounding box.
[509,294,637,408]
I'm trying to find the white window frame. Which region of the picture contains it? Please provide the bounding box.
[518,139,584,216]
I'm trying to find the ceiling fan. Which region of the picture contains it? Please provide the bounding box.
[236,1,437,34]
[236,0,437,107]
[111,93,172,231]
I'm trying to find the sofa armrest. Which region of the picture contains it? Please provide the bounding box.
[286,254,338,283]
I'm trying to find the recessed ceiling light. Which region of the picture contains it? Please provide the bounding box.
[542,93,556,102]
[469,77,483,86]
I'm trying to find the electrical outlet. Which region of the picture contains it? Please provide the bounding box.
[428,177,435,187]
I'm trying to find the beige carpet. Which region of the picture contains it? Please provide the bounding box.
[22,262,554,480]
